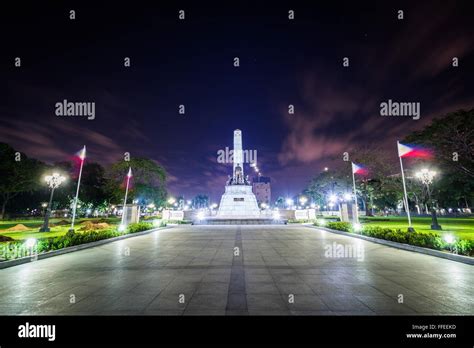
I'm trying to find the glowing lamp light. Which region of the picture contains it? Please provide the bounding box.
[197,211,205,220]
[353,223,362,232]
[25,238,37,249]
[273,211,280,220]
[79,148,86,161]
[343,193,352,201]
[286,198,294,206]
[443,234,455,244]
[310,203,316,208]
[167,197,176,205]
[118,224,126,232]
[329,194,337,202]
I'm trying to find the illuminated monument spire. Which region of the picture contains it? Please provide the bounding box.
[233,129,244,184]
[229,129,250,186]
[216,129,259,218]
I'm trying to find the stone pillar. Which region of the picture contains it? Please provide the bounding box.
[233,129,243,181]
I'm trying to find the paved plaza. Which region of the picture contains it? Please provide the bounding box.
[0,225,472,315]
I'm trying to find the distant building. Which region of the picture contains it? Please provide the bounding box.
[252,176,271,205]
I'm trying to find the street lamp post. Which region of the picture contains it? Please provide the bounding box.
[41,202,48,217]
[39,173,66,232]
[299,196,307,208]
[415,169,442,230]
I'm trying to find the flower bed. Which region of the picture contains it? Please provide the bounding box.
[314,221,474,257]
[0,221,165,261]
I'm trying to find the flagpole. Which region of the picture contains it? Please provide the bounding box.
[69,145,86,233]
[120,167,132,229]
[351,162,359,224]
[397,141,413,231]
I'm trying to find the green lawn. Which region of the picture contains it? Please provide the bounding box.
[360,216,474,241]
[0,218,119,241]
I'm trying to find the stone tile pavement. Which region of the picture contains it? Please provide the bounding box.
[0,225,472,315]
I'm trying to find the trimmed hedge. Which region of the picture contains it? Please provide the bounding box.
[315,221,474,257]
[128,222,153,233]
[327,221,351,232]
[0,221,164,261]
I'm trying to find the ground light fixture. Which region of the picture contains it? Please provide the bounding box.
[197,211,205,220]
[25,238,37,249]
[443,234,455,244]
[353,222,362,233]
[443,233,456,252]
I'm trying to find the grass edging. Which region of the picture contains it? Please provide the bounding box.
[307,225,474,265]
[0,225,173,269]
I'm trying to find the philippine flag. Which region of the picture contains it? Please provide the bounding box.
[397,142,432,158]
[352,162,368,175]
[71,146,86,178]
[122,167,133,189]
[75,146,86,161]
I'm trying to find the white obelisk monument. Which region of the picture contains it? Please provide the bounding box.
[216,129,260,218]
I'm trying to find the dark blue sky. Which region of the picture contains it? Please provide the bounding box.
[2,1,474,202]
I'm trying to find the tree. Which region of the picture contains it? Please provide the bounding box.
[106,157,167,207]
[350,147,402,215]
[80,162,108,206]
[405,108,474,208]
[0,143,45,219]
[405,109,474,178]
[192,194,209,209]
[306,169,351,208]
[275,196,285,208]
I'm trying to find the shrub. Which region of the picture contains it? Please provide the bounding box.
[0,235,15,242]
[327,221,351,232]
[36,228,121,253]
[453,240,474,256]
[322,222,474,257]
[127,222,153,233]
[288,219,311,223]
[1,220,169,261]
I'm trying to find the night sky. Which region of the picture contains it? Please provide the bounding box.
[2,1,474,202]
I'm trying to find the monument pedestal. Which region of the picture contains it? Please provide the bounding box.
[216,185,260,218]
